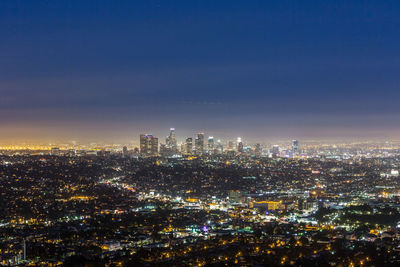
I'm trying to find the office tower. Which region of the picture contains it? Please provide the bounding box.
[166,128,177,153]
[195,133,205,155]
[140,134,147,154]
[179,141,185,153]
[237,137,243,153]
[216,139,223,153]
[255,143,261,156]
[185,137,193,154]
[122,146,128,156]
[272,145,280,157]
[159,144,168,157]
[150,137,158,155]
[208,136,214,152]
[139,134,158,156]
[292,140,299,155]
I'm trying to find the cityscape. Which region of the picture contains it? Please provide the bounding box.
[2,129,400,265]
[2,0,400,266]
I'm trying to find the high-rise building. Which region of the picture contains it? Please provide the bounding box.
[122,146,128,157]
[207,136,214,152]
[140,134,147,154]
[271,145,280,157]
[292,140,299,155]
[216,139,223,153]
[237,137,243,153]
[185,137,193,155]
[140,134,158,156]
[166,128,177,153]
[254,143,261,156]
[150,137,158,156]
[159,144,168,157]
[195,133,204,155]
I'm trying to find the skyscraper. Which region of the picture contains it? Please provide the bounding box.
[140,134,158,156]
[166,128,177,153]
[255,143,261,156]
[195,133,204,155]
[207,136,214,153]
[237,137,243,153]
[271,145,280,157]
[150,137,158,155]
[292,140,299,155]
[159,143,168,157]
[140,134,147,154]
[185,137,193,155]
[216,139,223,153]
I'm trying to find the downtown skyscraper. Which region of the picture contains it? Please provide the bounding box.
[185,137,193,155]
[195,133,204,155]
[166,128,177,153]
[140,134,158,156]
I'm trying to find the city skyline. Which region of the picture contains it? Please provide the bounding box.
[3,2,400,265]
[2,1,400,142]
[1,126,400,146]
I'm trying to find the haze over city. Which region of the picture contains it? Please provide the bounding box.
[2,1,400,143]
[3,1,400,267]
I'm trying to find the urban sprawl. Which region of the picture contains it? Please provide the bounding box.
[1,128,400,266]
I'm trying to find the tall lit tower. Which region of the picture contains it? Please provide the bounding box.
[150,136,158,155]
[272,145,280,157]
[166,128,177,153]
[237,137,243,153]
[292,140,299,155]
[140,134,147,154]
[217,139,223,153]
[208,136,214,152]
[185,137,193,155]
[140,134,158,156]
[255,143,261,156]
[195,133,204,155]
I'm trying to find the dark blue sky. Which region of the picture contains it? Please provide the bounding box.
[1,1,400,142]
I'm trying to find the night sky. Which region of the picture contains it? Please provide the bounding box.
[1,1,400,142]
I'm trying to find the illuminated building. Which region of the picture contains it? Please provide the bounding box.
[139,134,158,156]
[140,134,147,154]
[237,137,243,153]
[195,133,204,155]
[159,144,168,156]
[229,190,242,203]
[185,137,193,155]
[207,136,214,153]
[292,140,299,155]
[251,201,284,210]
[255,143,261,156]
[271,145,280,157]
[166,128,177,153]
[216,139,223,153]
